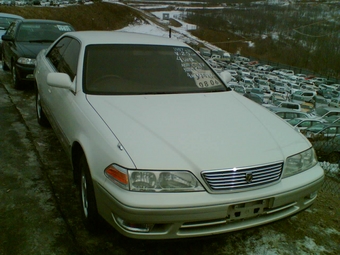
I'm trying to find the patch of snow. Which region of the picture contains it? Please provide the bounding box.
[245,229,287,255]
[295,237,329,254]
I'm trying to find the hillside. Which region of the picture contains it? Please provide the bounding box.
[0,2,143,31]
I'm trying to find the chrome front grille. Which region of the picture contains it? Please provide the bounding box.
[201,162,283,191]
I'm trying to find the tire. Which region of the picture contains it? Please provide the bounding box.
[12,64,23,89]
[2,53,9,71]
[79,155,99,231]
[36,88,50,127]
[327,152,340,164]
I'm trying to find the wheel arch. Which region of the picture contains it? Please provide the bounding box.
[71,141,85,185]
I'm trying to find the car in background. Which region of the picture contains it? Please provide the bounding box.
[270,80,285,93]
[254,79,270,92]
[285,83,300,94]
[227,82,245,95]
[34,31,323,240]
[311,136,340,163]
[0,13,23,58]
[249,88,271,103]
[243,91,264,104]
[310,107,340,119]
[268,92,288,104]
[239,77,254,92]
[305,123,340,141]
[291,90,316,103]
[322,115,340,124]
[1,19,74,89]
[277,101,301,111]
[287,118,326,133]
[267,107,311,120]
[314,95,328,108]
[300,101,314,113]
[329,97,340,108]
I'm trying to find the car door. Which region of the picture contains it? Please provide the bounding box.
[37,36,80,149]
[45,36,80,149]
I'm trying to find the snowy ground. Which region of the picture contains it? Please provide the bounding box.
[114,2,225,52]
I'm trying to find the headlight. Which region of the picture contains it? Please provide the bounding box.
[105,165,204,192]
[283,147,318,178]
[17,57,36,66]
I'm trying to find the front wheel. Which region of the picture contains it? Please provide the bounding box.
[2,53,9,71]
[12,64,23,89]
[79,155,99,231]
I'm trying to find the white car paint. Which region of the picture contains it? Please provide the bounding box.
[34,31,324,240]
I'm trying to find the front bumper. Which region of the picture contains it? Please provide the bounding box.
[16,63,35,81]
[94,166,324,239]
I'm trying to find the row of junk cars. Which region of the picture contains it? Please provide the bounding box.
[202,50,340,165]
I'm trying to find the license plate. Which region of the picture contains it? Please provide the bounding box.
[226,199,270,221]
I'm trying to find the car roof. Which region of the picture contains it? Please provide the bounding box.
[0,13,24,19]
[18,19,72,25]
[62,31,189,47]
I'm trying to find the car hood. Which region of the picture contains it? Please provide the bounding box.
[86,92,310,170]
[16,42,51,58]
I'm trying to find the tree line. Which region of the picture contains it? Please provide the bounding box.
[184,2,340,79]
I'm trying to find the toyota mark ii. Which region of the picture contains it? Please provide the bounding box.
[34,31,324,239]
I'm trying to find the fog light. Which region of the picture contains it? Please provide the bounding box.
[308,191,317,199]
[113,215,153,233]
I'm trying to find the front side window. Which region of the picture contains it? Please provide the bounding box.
[83,44,227,95]
[0,17,19,30]
[47,37,72,69]
[6,22,16,37]
[47,37,80,81]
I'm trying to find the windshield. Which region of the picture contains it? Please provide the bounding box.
[0,17,20,30]
[16,23,74,42]
[83,45,227,95]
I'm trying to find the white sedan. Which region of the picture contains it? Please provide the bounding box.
[34,31,324,240]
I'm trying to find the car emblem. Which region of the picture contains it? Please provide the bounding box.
[245,172,253,183]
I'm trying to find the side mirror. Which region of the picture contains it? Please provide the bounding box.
[1,34,13,41]
[219,70,232,84]
[47,72,75,92]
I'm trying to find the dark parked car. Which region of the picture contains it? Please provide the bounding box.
[312,136,340,163]
[0,13,23,58]
[1,19,74,89]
